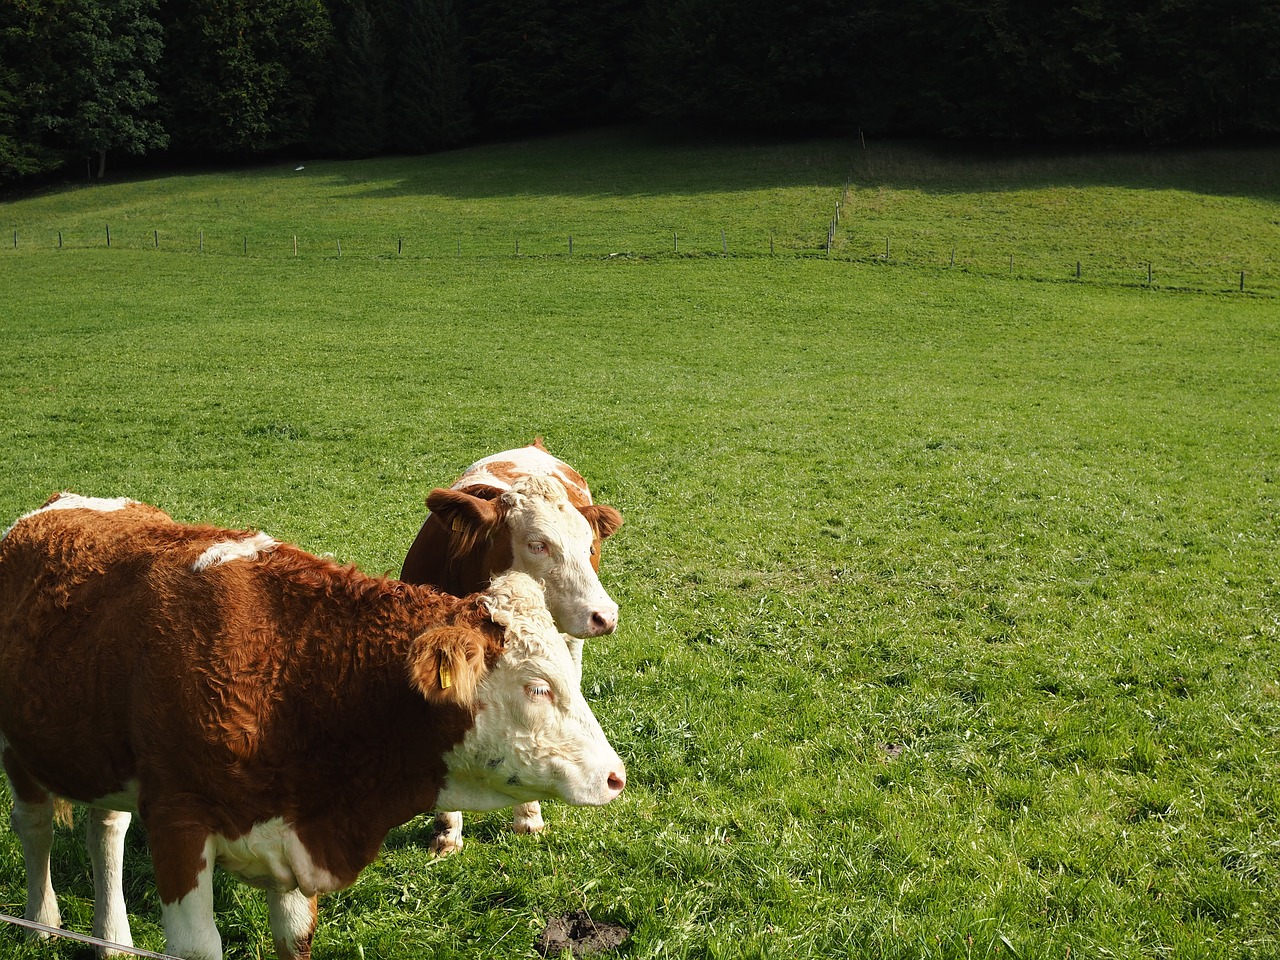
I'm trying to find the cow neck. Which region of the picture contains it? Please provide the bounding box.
[233,561,485,883]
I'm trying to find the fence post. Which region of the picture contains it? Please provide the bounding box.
[721,230,726,254]
[1076,260,1081,279]
[950,247,955,267]
[674,232,678,253]
[293,235,298,257]
[106,224,111,247]
[569,235,573,255]
[154,230,159,249]
[770,230,775,255]
[1240,271,1245,292]
[398,237,403,255]
[58,231,62,249]
[200,230,204,253]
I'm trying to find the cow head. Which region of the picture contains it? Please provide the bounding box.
[412,572,626,812]
[426,476,622,637]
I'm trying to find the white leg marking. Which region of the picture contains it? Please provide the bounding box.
[88,809,134,954]
[161,836,222,960]
[10,797,61,932]
[512,801,545,835]
[428,810,465,857]
[192,532,279,572]
[268,889,315,959]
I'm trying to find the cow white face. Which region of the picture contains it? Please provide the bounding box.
[433,573,625,813]
[499,477,619,638]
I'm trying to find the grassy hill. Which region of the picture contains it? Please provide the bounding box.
[6,128,1278,292]
[1,128,1278,960]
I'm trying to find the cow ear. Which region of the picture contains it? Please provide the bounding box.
[426,488,507,552]
[456,484,506,503]
[581,504,624,540]
[408,626,488,706]
[426,486,506,518]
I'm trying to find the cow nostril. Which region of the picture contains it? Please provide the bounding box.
[590,610,617,635]
[607,771,626,793]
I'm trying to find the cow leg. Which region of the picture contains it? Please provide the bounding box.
[87,808,134,954]
[512,801,545,834]
[268,889,317,960]
[153,831,222,960]
[9,795,61,933]
[426,810,465,856]
[1,743,62,935]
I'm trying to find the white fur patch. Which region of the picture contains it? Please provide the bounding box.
[192,532,279,572]
[88,781,142,813]
[457,446,593,503]
[3,493,138,540]
[214,818,343,896]
[40,494,138,515]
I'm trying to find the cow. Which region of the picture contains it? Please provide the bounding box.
[0,493,625,960]
[399,439,624,854]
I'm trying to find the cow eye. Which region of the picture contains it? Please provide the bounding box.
[526,681,553,702]
[527,540,548,555]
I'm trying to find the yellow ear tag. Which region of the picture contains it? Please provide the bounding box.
[451,517,464,533]
[438,658,453,690]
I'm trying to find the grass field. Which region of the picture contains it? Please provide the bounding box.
[1,128,1279,959]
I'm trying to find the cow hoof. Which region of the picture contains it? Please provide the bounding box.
[427,831,464,857]
[512,799,544,835]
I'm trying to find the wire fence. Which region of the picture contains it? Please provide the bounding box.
[0,912,182,960]
[7,213,1277,299]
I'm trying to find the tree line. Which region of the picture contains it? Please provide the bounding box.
[3,0,1278,184]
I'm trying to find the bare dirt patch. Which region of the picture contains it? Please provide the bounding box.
[536,910,631,957]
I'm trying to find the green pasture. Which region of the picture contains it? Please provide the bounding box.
[0,129,1278,959]
[5,128,1278,293]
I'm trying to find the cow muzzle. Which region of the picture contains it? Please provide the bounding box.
[586,603,619,637]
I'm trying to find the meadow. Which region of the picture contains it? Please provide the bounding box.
[0,128,1278,959]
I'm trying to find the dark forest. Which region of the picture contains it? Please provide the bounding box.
[3,0,1278,182]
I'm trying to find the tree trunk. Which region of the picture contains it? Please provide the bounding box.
[97,148,107,179]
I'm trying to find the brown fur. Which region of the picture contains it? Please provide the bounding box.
[428,485,509,564]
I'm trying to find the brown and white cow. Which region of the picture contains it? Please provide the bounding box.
[0,493,624,960]
[400,440,624,853]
